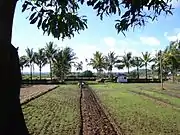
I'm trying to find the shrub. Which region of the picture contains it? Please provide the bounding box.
[80,70,94,77]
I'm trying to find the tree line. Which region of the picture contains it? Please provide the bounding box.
[19,40,180,82]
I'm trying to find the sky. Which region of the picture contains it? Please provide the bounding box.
[12,0,180,73]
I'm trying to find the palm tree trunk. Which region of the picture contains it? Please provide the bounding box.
[137,66,139,79]
[172,64,175,83]
[49,60,52,80]
[145,64,148,80]
[152,70,154,80]
[0,1,29,134]
[158,64,161,80]
[128,67,129,74]
[172,69,175,83]
[30,64,33,83]
[39,67,42,80]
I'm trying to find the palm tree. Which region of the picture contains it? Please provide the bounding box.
[53,47,77,81]
[151,64,156,80]
[163,41,180,82]
[74,61,83,76]
[105,51,119,77]
[34,49,47,80]
[75,61,83,71]
[25,47,35,82]
[88,51,106,75]
[141,51,153,80]
[85,58,89,70]
[117,52,132,74]
[19,55,28,73]
[45,42,57,80]
[154,50,162,80]
[131,56,142,79]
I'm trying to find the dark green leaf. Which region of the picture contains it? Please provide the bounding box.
[93,1,101,9]
[30,16,38,24]
[80,0,84,4]
[35,2,41,7]
[167,10,173,15]
[31,6,36,11]
[25,1,33,6]
[29,12,36,20]
[91,0,97,6]
[22,3,28,12]
[87,1,91,6]
[37,16,43,28]
[42,18,48,30]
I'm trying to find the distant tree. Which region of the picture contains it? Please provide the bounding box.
[131,56,143,79]
[151,64,156,80]
[34,49,47,80]
[85,58,89,70]
[117,52,132,74]
[163,41,180,82]
[81,70,94,77]
[115,63,125,72]
[105,51,119,77]
[25,47,35,82]
[19,55,28,73]
[89,51,106,75]
[153,51,162,79]
[53,47,76,81]
[141,51,153,80]
[74,61,83,72]
[45,42,57,80]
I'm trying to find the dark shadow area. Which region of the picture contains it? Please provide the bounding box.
[0,44,29,135]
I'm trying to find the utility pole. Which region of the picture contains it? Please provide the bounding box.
[160,50,164,90]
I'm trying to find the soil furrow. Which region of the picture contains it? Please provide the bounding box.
[129,90,180,109]
[80,86,119,135]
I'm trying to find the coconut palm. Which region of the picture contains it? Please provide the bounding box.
[153,50,162,79]
[45,41,57,80]
[117,52,132,74]
[131,56,143,79]
[19,55,28,73]
[34,49,47,80]
[163,41,180,82]
[141,51,153,80]
[74,61,83,71]
[105,51,119,76]
[151,64,156,80]
[53,47,77,81]
[85,58,89,70]
[88,51,106,75]
[25,47,35,82]
[74,61,83,76]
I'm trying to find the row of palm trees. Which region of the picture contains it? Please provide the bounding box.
[88,40,180,81]
[19,42,79,81]
[88,51,153,79]
[19,40,180,82]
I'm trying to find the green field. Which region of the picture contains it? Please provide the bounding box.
[91,83,180,135]
[22,85,80,135]
[22,83,180,135]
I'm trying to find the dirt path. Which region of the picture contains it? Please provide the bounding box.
[80,87,120,135]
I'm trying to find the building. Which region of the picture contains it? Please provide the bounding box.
[117,73,128,83]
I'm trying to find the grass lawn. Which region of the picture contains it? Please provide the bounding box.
[22,85,80,135]
[91,83,180,135]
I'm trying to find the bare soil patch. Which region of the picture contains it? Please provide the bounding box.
[20,85,57,104]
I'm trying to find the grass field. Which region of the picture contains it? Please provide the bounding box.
[91,83,180,135]
[22,85,80,135]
